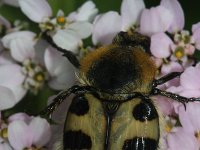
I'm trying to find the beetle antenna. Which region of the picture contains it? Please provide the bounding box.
[42,31,80,68]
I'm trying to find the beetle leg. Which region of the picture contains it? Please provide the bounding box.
[152,72,182,87]
[39,85,97,118]
[151,88,200,110]
[42,31,80,68]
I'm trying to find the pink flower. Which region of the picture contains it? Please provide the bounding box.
[44,46,76,90]
[179,64,200,97]
[140,6,173,36]
[8,116,51,150]
[167,127,200,150]
[150,32,173,58]
[178,103,200,136]
[160,0,185,33]
[92,0,145,45]
[92,11,122,45]
[192,22,200,50]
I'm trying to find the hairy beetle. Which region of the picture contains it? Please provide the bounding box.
[41,31,200,150]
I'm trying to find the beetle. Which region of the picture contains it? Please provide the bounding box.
[41,31,200,150]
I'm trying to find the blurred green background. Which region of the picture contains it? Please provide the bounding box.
[0,0,200,30]
[0,0,200,117]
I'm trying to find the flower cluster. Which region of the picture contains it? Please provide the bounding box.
[0,0,200,149]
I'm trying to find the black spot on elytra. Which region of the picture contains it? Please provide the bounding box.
[132,100,158,122]
[63,130,92,149]
[87,47,141,91]
[69,94,89,116]
[123,137,158,150]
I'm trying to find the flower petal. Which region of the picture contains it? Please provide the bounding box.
[150,32,173,58]
[140,6,173,36]
[192,27,200,50]
[68,1,98,22]
[0,64,26,101]
[92,11,121,45]
[0,142,12,150]
[178,102,200,134]
[161,0,184,33]
[121,0,145,31]
[0,86,16,110]
[180,66,200,89]
[67,21,92,39]
[53,30,82,52]
[0,51,15,65]
[44,47,76,90]
[10,38,35,62]
[192,22,200,33]
[29,117,51,147]
[18,0,52,23]
[8,120,32,150]
[2,31,36,48]
[167,127,199,150]
[8,113,30,123]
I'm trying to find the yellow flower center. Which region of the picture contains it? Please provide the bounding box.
[57,16,66,25]
[165,124,173,133]
[0,128,8,139]
[174,47,184,59]
[35,73,44,82]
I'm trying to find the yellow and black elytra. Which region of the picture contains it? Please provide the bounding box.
[41,31,200,150]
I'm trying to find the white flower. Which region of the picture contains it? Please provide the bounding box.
[68,1,98,22]
[8,116,51,150]
[92,0,145,45]
[18,0,95,52]
[18,0,52,23]
[44,46,76,90]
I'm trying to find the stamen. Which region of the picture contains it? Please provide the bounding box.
[174,46,184,59]
[57,16,66,24]
[0,128,8,139]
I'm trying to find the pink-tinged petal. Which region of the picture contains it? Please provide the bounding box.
[68,1,98,22]
[180,66,200,89]
[150,32,173,58]
[92,11,121,45]
[161,0,184,33]
[179,89,200,98]
[192,22,200,33]
[10,38,35,62]
[192,27,200,50]
[2,31,36,48]
[178,103,200,134]
[53,30,82,53]
[140,6,173,36]
[121,0,145,31]
[67,21,92,39]
[161,61,183,74]
[0,51,15,65]
[18,0,52,23]
[0,64,27,101]
[0,142,12,150]
[44,47,76,90]
[0,86,16,110]
[29,117,51,147]
[167,127,199,150]
[155,96,175,116]
[8,113,30,123]
[8,120,33,150]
